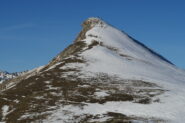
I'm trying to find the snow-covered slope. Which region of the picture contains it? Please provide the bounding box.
[81,18,185,82]
[0,17,185,123]
[72,18,185,122]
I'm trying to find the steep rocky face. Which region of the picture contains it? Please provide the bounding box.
[0,18,185,123]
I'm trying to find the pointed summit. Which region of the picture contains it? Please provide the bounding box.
[75,17,106,42]
[82,17,106,27]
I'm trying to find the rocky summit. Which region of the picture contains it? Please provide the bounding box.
[1,17,185,123]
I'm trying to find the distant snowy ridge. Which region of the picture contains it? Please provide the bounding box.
[0,71,15,84]
[0,70,27,84]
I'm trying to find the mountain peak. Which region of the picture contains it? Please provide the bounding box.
[83,17,106,27]
[75,17,106,42]
[1,18,185,123]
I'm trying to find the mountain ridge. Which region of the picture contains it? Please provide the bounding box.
[0,17,185,123]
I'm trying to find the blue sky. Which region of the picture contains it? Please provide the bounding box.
[0,0,185,72]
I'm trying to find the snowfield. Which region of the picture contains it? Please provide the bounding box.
[82,19,185,85]
[44,18,185,123]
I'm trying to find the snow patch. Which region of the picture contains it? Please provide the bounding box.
[1,105,9,120]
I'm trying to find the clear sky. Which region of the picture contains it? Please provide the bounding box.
[0,0,185,72]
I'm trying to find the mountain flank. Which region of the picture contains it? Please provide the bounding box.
[0,17,185,123]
